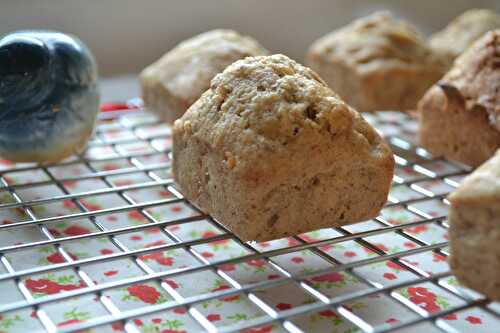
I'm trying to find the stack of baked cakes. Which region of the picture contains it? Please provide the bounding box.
[140,8,500,301]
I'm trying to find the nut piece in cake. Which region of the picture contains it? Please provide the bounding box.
[173,54,394,242]
[140,29,268,123]
[448,149,500,300]
[430,9,500,65]
[418,30,500,167]
[306,11,447,113]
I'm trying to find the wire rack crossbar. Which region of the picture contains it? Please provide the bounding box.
[0,216,446,283]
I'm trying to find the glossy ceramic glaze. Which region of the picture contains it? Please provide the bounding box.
[0,30,99,162]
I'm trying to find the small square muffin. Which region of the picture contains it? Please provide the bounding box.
[418,30,500,167]
[430,9,500,65]
[448,149,500,300]
[140,29,268,123]
[173,54,394,242]
[306,12,447,113]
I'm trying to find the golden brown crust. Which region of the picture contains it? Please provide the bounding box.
[418,30,500,167]
[173,54,394,241]
[306,11,447,112]
[430,9,500,62]
[447,150,500,300]
[140,29,268,123]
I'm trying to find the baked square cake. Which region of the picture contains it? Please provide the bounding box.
[448,149,500,300]
[140,29,268,123]
[173,54,394,241]
[418,30,500,167]
[306,11,447,113]
[430,9,500,65]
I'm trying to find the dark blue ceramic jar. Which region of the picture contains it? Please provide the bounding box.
[0,31,99,163]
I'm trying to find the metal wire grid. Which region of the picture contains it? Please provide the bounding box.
[0,109,498,333]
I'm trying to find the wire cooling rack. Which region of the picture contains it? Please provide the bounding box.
[0,105,499,333]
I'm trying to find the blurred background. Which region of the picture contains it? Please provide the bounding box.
[2,0,499,100]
